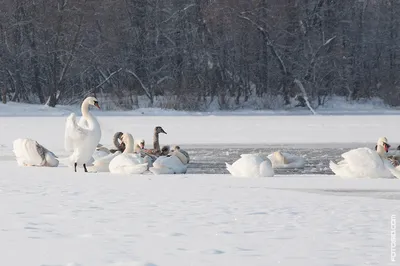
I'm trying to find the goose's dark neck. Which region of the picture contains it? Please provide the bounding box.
[153,132,160,151]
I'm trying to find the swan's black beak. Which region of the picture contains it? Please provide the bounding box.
[161,128,167,134]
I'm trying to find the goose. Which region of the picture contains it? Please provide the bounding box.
[268,150,305,169]
[149,148,188,175]
[109,133,149,174]
[225,154,274,177]
[330,137,400,179]
[64,96,101,172]
[13,138,59,167]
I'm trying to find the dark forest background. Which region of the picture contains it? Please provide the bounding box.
[1,0,399,110]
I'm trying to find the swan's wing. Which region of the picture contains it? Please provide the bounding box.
[35,142,59,167]
[151,156,186,174]
[228,154,263,177]
[152,156,170,168]
[64,113,89,152]
[259,159,274,177]
[226,162,240,176]
[109,154,148,174]
[13,138,44,166]
[78,116,89,128]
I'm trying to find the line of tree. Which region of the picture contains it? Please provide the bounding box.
[1,0,399,110]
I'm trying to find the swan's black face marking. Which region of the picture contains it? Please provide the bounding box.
[93,100,100,109]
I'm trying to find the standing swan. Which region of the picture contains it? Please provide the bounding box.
[13,138,59,167]
[64,96,101,172]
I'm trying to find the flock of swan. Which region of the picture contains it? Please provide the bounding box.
[10,97,400,179]
[13,97,189,175]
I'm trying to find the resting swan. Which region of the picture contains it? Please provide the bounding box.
[149,149,188,175]
[13,138,59,167]
[268,150,305,169]
[171,145,190,164]
[225,154,274,177]
[108,132,125,153]
[134,139,145,153]
[329,137,400,179]
[109,133,149,174]
[64,96,101,172]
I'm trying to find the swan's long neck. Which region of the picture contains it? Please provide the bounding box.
[123,135,134,154]
[153,132,160,151]
[376,144,387,158]
[81,100,98,129]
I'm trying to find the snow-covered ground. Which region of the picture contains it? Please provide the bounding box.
[0,101,399,266]
[1,96,400,116]
[1,164,399,266]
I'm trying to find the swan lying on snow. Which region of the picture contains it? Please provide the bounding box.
[109,133,149,174]
[225,154,274,177]
[268,150,305,169]
[110,132,125,153]
[149,148,188,175]
[64,96,101,172]
[13,138,59,167]
[171,145,190,163]
[92,150,121,172]
[330,137,400,179]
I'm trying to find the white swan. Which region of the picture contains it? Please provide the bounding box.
[149,149,188,175]
[171,145,190,164]
[268,150,305,169]
[329,137,400,179]
[109,133,149,174]
[134,139,145,153]
[225,154,274,177]
[64,96,101,172]
[92,151,121,172]
[13,138,59,167]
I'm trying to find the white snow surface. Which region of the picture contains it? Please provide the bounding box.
[1,102,400,265]
[1,163,399,266]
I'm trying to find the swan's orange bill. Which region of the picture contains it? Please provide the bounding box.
[94,102,100,109]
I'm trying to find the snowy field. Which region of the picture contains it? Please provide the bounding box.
[1,104,400,266]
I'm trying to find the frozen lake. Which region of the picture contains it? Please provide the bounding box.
[2,143,372,175]
[1,113,399,266]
